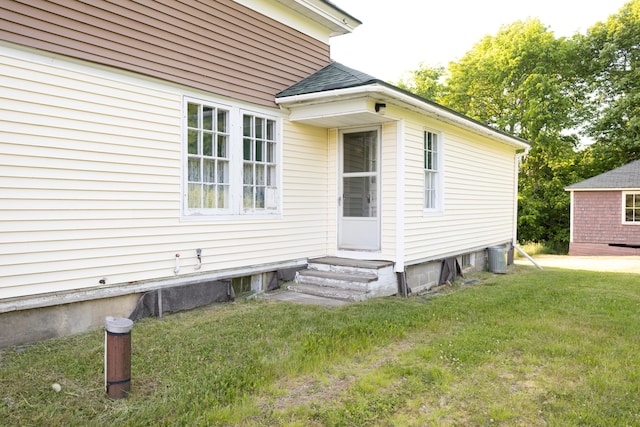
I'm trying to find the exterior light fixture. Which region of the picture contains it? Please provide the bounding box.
[375,103,386,114]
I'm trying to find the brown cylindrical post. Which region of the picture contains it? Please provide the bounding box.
[105,316,133,399]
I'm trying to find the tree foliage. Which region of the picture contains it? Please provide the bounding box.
[396,64,447,101]
[576,0,640,172]
[398,3,640,251]
[401,19,583,248]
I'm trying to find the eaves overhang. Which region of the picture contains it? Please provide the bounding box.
[565,187,640,192]
[274,0,361,35]
[276,83,531,150]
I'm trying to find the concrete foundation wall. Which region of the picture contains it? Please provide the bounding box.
[1,272,296,349]
[569,242,640,256]
[406,249,488,294]
[0,294,139,348]
[406,261,442,294]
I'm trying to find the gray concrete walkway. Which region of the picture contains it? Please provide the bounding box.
[515,255,640,273]
[256,286,350,307]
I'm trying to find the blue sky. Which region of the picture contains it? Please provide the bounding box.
[330,0,629,82]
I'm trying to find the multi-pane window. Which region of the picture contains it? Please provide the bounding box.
[187,102,230,211]
[183,98,279,217]
[243,114,277,211]
[624,193,640,222]
[424,131,439,209]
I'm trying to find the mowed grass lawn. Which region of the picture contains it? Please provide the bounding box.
[2,265,640,426]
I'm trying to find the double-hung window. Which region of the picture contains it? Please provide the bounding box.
[186,102,230,213]
[243,114,278,211]
[624,192,640,223]
[424,130,440,210]
[183,98,280,217]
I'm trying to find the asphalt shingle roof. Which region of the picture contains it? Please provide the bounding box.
[566,159,640,190]
[276,62,530,148]
[276,62,378,98]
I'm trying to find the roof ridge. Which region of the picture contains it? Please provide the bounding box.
[331,61,377,82]
[566,158,640,189]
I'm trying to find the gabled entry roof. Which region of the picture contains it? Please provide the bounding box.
[275,62,530,150]
[277,62,377,97]
[566,159,640,190]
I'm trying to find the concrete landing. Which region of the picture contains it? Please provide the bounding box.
[291,256,397,301]
[256,287,349,307]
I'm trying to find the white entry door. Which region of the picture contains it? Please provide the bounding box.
[338,127,380,251]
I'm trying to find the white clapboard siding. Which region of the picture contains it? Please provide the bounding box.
[402,112,517,263]
[0,43,331,299]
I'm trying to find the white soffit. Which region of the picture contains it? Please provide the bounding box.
[233,0,359,41]
[277,84,530,149]
[284,96,395,127]
[275,0,360,35]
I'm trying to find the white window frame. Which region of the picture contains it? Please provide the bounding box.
[424,129,443,212]
[183,100,233,216]
[181,96,282,219]
[241,111,280,214]
[460,253,475,268]
[622,191,640,224]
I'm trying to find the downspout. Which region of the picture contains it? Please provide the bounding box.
[512,150,525,247]
[395,119,409,297]
[512,149,542,270]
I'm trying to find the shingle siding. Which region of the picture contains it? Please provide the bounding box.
[569,191,640,255]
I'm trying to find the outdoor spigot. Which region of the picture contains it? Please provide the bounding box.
[174,253,180,274]
[195,248,202,270]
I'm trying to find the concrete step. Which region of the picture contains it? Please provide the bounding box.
[308,257,393,276]
[295,269,375,292]
[290,257,398,302]
[287,283,368,302]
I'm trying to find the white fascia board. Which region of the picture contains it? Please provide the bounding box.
[276,84,531,150]
[233,0,358,42]
[280,0,360,34]
[567,187,640,192]
[287,96,367,119]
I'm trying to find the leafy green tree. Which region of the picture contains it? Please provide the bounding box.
[397,3,640,251]
[575,0,640,172]
[396,64,447,101]
[439,19,584,249]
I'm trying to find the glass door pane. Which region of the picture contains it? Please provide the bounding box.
[343,131,377,173]
[342,130,378,218]
[343,176,377,217]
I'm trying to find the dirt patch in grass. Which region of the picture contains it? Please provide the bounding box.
[261,338,414,414]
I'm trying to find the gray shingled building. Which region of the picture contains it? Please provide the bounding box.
[566,159,640,255]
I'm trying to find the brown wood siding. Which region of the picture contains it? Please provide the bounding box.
[0,0,331,107]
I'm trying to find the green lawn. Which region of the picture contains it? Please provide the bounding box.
[2,265,640,426]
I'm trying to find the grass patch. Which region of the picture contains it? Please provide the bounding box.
[515,241,569,256]
[2,266,640,425]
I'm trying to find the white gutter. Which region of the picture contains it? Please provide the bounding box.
[276,84,530,150]
[567,187,640,192]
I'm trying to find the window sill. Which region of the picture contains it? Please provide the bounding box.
[422,208,444,217]
[181,212,283,222]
